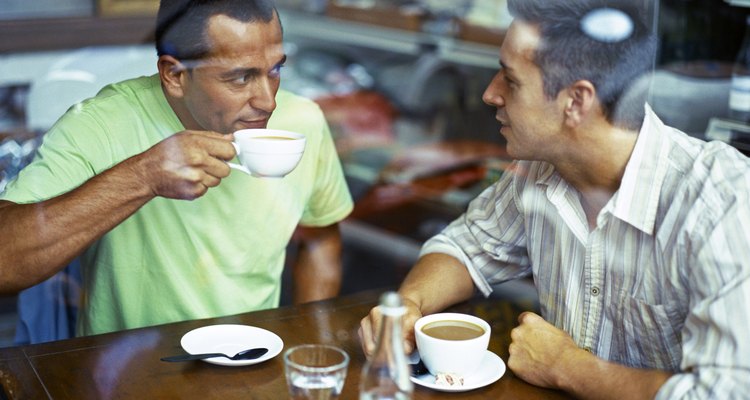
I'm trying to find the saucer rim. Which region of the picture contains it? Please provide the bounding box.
[409,350,505,392]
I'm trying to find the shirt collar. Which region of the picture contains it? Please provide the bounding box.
[533,105,672,235]
[535,161,558,186]
[609,104,672,235]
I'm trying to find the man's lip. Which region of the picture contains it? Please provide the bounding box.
[238,119,268,129]
[498,121,510,135]
[495,113,509,126]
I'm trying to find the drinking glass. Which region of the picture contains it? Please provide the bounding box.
[284,344,350,400]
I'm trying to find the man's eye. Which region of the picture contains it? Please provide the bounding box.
[501,71,517,88]
[229,74,252,85]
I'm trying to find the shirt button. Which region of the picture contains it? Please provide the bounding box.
[591,287,600,296]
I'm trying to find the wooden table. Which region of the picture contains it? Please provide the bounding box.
[0,289,571,399]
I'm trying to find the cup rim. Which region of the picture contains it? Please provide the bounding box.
[283,344,350,373]
[234,128,305,141]
[415,312,491,342]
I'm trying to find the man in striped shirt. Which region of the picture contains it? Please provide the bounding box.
[360,0,750,398]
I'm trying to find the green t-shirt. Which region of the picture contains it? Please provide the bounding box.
[1,74,353,336]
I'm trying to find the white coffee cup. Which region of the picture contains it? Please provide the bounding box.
[414,313,491,377]
[229,129,306,178]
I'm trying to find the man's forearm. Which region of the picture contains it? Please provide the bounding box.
[398,252,476,315]
[292,224,343,303]
[0,157,153,293]
[558,347,672,400]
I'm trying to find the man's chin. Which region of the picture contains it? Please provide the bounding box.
[504,142,526,160]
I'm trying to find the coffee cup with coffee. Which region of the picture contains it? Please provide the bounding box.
[229,129,306,178]
[414,313,490,378]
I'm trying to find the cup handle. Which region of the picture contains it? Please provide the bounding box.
[228,142,251,174]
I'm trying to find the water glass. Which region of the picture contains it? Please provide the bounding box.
[284,344,350,400]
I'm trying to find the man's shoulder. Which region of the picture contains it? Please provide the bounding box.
[95,74,160,100]
[692,141,750,195]
[67,74,169,124]
[650,108,749,179]
[48,73,174,155]
[70,74,162,117]
[270,89,327,134]
[668,129,750,187]
[660,136,750,225]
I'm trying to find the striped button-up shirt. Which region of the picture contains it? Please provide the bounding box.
[421,107,750,398]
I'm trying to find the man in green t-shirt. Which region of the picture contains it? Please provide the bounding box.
[0,0,353,336]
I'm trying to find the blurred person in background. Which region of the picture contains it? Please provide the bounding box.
[0,0,352,336]
[360,0,750,398]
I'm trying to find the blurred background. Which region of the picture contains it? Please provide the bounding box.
[1,0,749,347]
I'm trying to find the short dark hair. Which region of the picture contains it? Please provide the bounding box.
[507,0,657,130]
[156,0,279,60]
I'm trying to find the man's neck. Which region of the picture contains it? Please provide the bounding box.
[161,84,199,131]
[553,123,639,228]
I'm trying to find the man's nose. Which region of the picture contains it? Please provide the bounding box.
[250,79,277,112]
[482,75,505,108]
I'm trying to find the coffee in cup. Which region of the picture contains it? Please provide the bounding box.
[229,129,306,178]
[414,313,490,377]
[421,319,485,340]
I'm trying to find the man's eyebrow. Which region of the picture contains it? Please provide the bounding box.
[499,60,513,73]
[501,59,523,81]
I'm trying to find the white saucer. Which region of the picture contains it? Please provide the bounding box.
[409,350,505,392]
[180,324,284,367]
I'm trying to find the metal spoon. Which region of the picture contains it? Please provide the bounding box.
[160,347,269,362]
[408,350,430,376]
[410,357,430,376]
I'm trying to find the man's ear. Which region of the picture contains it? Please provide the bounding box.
[562,80,597,128]
[158,55,186,98]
